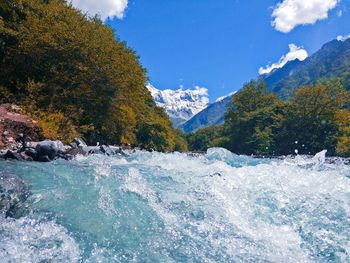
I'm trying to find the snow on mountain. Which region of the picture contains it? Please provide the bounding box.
[337,35,350,42]
[215,91,237,103]
[147,83,209,127]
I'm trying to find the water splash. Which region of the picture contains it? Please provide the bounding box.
[0,148,349,262]
[0,216,81,262]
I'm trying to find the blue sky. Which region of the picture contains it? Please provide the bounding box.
[72,0,350,101]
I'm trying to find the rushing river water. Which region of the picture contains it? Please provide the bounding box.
[0,148,349,262]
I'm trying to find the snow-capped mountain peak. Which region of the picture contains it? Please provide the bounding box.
[147,83,209,127]
[215,91,237,103]
[336,35,350,42]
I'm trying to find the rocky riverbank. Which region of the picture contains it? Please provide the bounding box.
[0,140,129,217]
[0,104,130,162]
[0,104,43,150]
[0,138,130,162]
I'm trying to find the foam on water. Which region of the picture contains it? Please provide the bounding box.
[0,216,81,262]
[0,148,349,262]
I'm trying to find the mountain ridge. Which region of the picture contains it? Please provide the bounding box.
[180,93,235,133]
[181,37,350,132]
[146,83,209,128]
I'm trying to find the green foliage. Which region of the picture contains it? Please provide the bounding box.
[173,129,188,152]
[0,0,185,151]
[136,122,173,152]
[335,110,350,156]
[275,80,349,155]
[35,111,80,143]
[184,39,350,134]
[224,80,286,155]
[188,79,350,157]
[186,125,224,152]
[264,40,350,97]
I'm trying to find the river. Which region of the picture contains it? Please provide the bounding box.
[0,148,349,262]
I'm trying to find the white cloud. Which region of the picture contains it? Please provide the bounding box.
[70,0,128,20]
[259,44,308,75]
[272,0,339,33]
[337,34,350,41]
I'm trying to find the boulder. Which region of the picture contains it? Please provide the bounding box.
[0,172,30,218]
[53,140,66,153]
[56,152,73,161]
[35,140,65,160]
[100,145,114,156]
[73,137,87,147]
[67,147,88,156]
[80,146,101,155]
[20,153,33,162]
[3,150,23,161]
[35,141,57,160]
[24,147,37,159]
[110,146,129,157]
[37,155,51,162]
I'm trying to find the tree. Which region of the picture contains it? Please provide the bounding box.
[335,110,350,156]
[224,80,286,155]
[186,125,224,152]
[275,80,350,155]
[173,129,188,152]
[0,0,186,151]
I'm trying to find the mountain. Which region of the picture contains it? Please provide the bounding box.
[262,38,350,97]
[147,84,209,128]
[180,93,235,133]
[182,37,350,133]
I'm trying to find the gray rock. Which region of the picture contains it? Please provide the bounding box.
[84,146,102,155]
[0,172,30,218]
[100,145,114,156]
[69,142,78,149]
[110,146,129,157]
[24,147,37,159]
[67,147,88,156]
[56,152,73,161]
[19,153,33,162]
[73,137,87,147]
[4,150,23,161]
[37,155,51,162]
[53,140,66,153]
[35,140,60,160]
[64,145,72,152]
[24,156,33,162]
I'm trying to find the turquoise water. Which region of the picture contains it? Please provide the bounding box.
[0,148,350,262]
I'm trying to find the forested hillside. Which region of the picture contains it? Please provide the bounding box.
[180,94,234,133]
[187,80,350,157]
[0,0,187,152]
[262,39,350,97]
[182,38,350,132]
